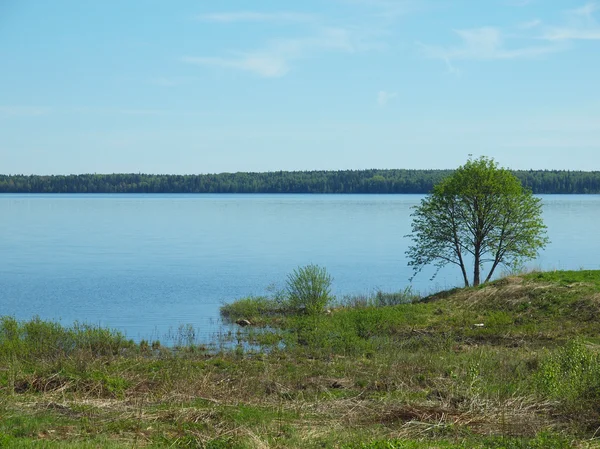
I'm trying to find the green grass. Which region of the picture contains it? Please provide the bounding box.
[3,270,600,447]
[220,295,287,325]
[340,432,576,449]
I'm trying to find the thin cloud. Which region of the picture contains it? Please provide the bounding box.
[338,0,423,20]
[377,91,397,106]
[519,19,542,29]
[541,2,600,40]
[420,27,561,62]
[147,76,200,87]
[197,11,316,23]
[183,27,364,78]
[573,2,599,16]
[543,28,600,40]
[68,107,170,117]
[182,55,289,78]
[504,0,534,6]
[149,77,180,87]
[0,106,49,117]
[119,109,165,116]
[443,56,461,76]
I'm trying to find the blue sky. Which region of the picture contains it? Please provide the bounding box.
[1,0,599,174]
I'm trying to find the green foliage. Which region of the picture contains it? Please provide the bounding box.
[341,433,573,449]
[407,157,549,287]
[220,296,285,322]
[534,339,600,403]
[524,269,600,288]
[282,302,440,356]
[0,316,133,362]
[287,315,369,355]
[286,264,333,315]
[1,169,599,194]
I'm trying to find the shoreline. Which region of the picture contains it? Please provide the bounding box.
[2,269,599,448]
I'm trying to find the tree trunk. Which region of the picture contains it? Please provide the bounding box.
[455,244,470,287]
[473,252,481,286]
[484,259,501,283]
[459,262,469,287]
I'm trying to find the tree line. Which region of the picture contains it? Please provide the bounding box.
[1,169,599,194]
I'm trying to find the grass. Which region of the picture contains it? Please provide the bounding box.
[220,295,287,325]
[2,270,600,447]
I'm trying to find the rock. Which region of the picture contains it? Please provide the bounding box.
[235,319,252,327]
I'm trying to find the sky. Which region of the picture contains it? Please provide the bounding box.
[1,0,600,174]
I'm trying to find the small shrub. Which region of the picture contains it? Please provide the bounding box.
[340,288,421,309]
[140,339,150,354]
[534,339,600,403]
[339,293,371,308]
[286,264,333,315]
[375,286,420,306]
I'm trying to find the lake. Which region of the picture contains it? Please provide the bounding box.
[1,194,599,342]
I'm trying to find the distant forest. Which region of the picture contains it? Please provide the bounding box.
[1,170,600,194]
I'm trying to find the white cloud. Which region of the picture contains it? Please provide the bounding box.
[541,2,600,40]
[573,2,599,16]
[419,2,600,75]
[189,4,390,79]
[0,106,49,117]
[377,91,397,106]
[420,27,561,62]
[183,27,365,78]
[197,11,316,23]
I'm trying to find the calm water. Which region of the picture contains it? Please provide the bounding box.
[1,194,599,342]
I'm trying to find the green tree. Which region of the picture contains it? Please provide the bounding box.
[406,157,549,287]
[286,264,333,314]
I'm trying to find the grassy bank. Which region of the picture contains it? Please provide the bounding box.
[2,271,600,447]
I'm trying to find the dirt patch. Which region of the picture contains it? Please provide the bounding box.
[448,281,559,309]
[14,374,72,394]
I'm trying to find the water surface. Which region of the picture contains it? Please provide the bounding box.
[1,194,598,341]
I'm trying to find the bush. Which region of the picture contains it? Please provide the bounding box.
[286,264,333,315]
[534,339,600,403]
[375,286,420,306]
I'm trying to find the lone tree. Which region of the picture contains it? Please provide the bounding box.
[406,157,548,287]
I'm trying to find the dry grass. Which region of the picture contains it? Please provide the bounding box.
[3,270,600,447]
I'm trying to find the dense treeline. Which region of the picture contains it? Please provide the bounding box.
[1,169,599,194]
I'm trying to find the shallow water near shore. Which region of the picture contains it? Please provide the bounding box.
[1,193,599,342]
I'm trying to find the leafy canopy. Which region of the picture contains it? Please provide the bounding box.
[406,156,549,287]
